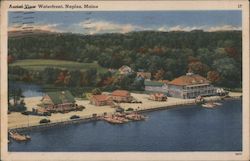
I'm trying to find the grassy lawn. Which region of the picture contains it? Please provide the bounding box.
[9,59,108,73]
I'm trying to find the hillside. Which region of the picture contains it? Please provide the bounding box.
[8,30,242,88]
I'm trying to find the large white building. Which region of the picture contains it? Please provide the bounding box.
[168,73,216,99]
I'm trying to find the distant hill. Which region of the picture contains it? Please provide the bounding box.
[8,29,57,37]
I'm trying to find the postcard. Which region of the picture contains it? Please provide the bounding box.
[0,0,249,161]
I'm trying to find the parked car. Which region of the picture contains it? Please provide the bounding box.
[43,112,51,116]
[21,111,30,115]
[70,115,80,119]
[39,119,51,124]
[76,105,85,111]
[116,107,125,113]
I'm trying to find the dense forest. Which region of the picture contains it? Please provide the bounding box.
[8,30,242,90]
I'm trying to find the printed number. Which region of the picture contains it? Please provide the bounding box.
[238,4,242,8]
[235,152,242,155]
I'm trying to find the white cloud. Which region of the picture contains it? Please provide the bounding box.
[8,23,62,32]
[157,25,241,32]
[8,21,241,34]
[206,25,242,32]
[77,20,143,34]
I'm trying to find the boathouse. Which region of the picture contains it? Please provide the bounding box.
[90,94,113,106]
[168,73,216,99]
[111,90,133,103]
[144,80,168,93]
[40,91,76,111]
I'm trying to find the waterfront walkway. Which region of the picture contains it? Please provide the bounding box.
[8,92,242,130]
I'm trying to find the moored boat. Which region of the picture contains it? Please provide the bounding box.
[202,103,215,108]
[213,102,222,106]
[9,131,31,142]
[202,102,223,108]
[125,113,146,121]
[103,117,124,124]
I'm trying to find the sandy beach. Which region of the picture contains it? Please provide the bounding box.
[8,92,242,129]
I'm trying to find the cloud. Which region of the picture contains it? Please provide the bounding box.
[8,21,241,34]
[8,23,62,32]
[157,25,241,32]
[206,25,242,32]
[76,20,143,34]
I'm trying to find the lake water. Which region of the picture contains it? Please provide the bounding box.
[8,82,44,97]
[8,99,242,152]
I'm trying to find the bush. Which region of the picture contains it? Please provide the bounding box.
[91,88,102,95]
[39,119,51,124]
[76,105,85,111]
[8,104,27,112]
[126,108,134,111]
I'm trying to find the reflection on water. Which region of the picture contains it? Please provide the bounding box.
[9,100,242,152]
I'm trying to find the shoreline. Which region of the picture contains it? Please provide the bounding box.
[9,94,242,133]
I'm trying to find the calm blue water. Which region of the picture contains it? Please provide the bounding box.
[9,99,242,152]
[8,82,44,97]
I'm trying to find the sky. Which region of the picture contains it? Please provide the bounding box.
[8,11,242,34]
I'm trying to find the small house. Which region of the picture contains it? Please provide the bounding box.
[40,91,76,112]
[118,65,133,75]
[111,90,133,103]
[149,93,167,101]
[90,95,113,106]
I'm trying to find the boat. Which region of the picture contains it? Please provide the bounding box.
[213,102,222,106]
[103,116,124,124]
[125,113,146,121]
[202,101,223,108]
[202,103,216,108]
[9,131,31,142]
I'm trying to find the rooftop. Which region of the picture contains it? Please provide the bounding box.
[91,95,111,102]
[112,90,130,97]
[169,74,210,86]
[45,90,75,105]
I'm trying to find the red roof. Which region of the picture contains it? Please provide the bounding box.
[169,74,210,86]
[92,95,111,102]
[112,90,130,97]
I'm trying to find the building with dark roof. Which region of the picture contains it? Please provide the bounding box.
[144,80,168,93]
[40,90,76,112]
[168,73,216,99]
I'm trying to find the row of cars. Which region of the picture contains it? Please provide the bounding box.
[39,115,81,124]
[21,105,85,117]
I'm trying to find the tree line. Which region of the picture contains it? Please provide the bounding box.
[8,30,242,88]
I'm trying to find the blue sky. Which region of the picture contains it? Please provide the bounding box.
[9,11,242,34]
